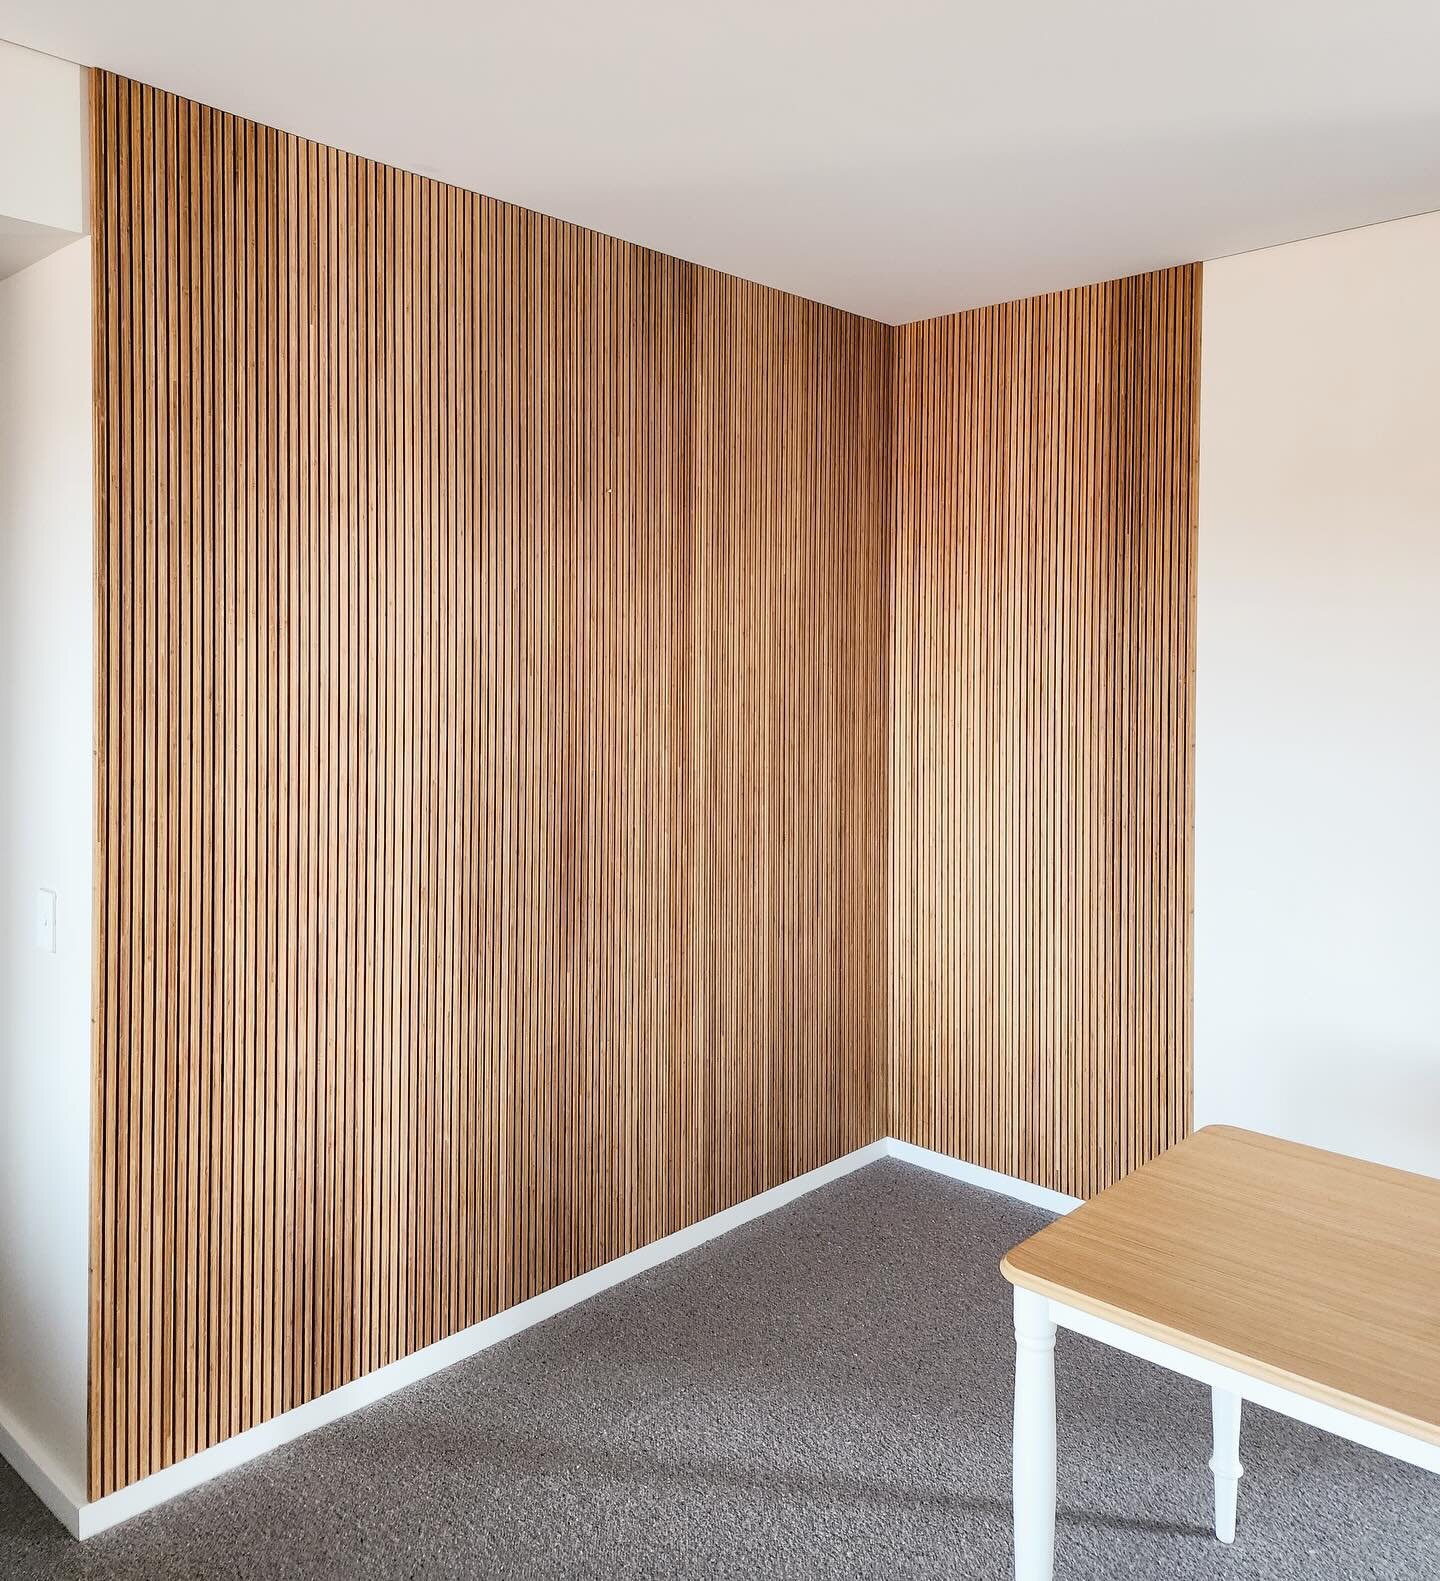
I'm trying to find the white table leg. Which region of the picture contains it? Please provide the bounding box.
[1209,1386,1243,1543]
[1013,1286,1057,1581]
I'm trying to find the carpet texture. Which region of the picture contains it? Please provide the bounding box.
[2,1159,1435,1578]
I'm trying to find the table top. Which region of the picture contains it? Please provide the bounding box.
[1001,1125,1440,1446]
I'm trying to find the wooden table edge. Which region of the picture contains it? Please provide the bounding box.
[999,1255,1440,1451]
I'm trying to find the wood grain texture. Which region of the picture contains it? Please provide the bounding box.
[1002,1126,1440,1447]
[88,72,891,1499]
[888,268,1200,1198]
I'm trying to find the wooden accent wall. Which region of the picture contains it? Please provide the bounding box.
[89,73,891,1497]
[888,268,1200,1199]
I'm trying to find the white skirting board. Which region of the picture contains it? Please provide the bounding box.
[0,1408,87,1539]
[886,1139,1083,1218]
[3,1135,1074,1539]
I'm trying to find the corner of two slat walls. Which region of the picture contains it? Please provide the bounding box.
[88,65,1198,1500]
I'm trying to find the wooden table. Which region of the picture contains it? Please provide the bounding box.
[999,1125,1440,1579]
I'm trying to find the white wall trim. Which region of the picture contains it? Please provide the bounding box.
[6,1134,1073,1539]
[884,1138,1083,1216]
[0,1404,85,1538]
[53,1138,891,1538]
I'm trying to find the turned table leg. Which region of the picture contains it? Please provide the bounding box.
[1013,1286,1057,1580]
[1210,1387,1244,1543]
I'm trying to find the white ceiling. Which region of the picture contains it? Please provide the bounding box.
[2,1,1438,323]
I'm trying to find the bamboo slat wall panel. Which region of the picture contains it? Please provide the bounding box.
[888,268,1200,1199]
[89,73,891,1498]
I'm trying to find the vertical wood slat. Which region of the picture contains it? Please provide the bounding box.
[888,268,1200,1200]
[89,72,892,1499]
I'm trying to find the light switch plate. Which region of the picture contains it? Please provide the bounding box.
[36,888,56,953]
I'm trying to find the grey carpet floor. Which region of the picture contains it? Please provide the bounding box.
[2,1159,1436,1578]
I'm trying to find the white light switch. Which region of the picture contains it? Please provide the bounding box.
[36,888,56,953]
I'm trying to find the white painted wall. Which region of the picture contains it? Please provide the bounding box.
[0,38,88,234]
[0,236,94,1502]
[1196,211,1440,1179]
[0,40,89,281]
